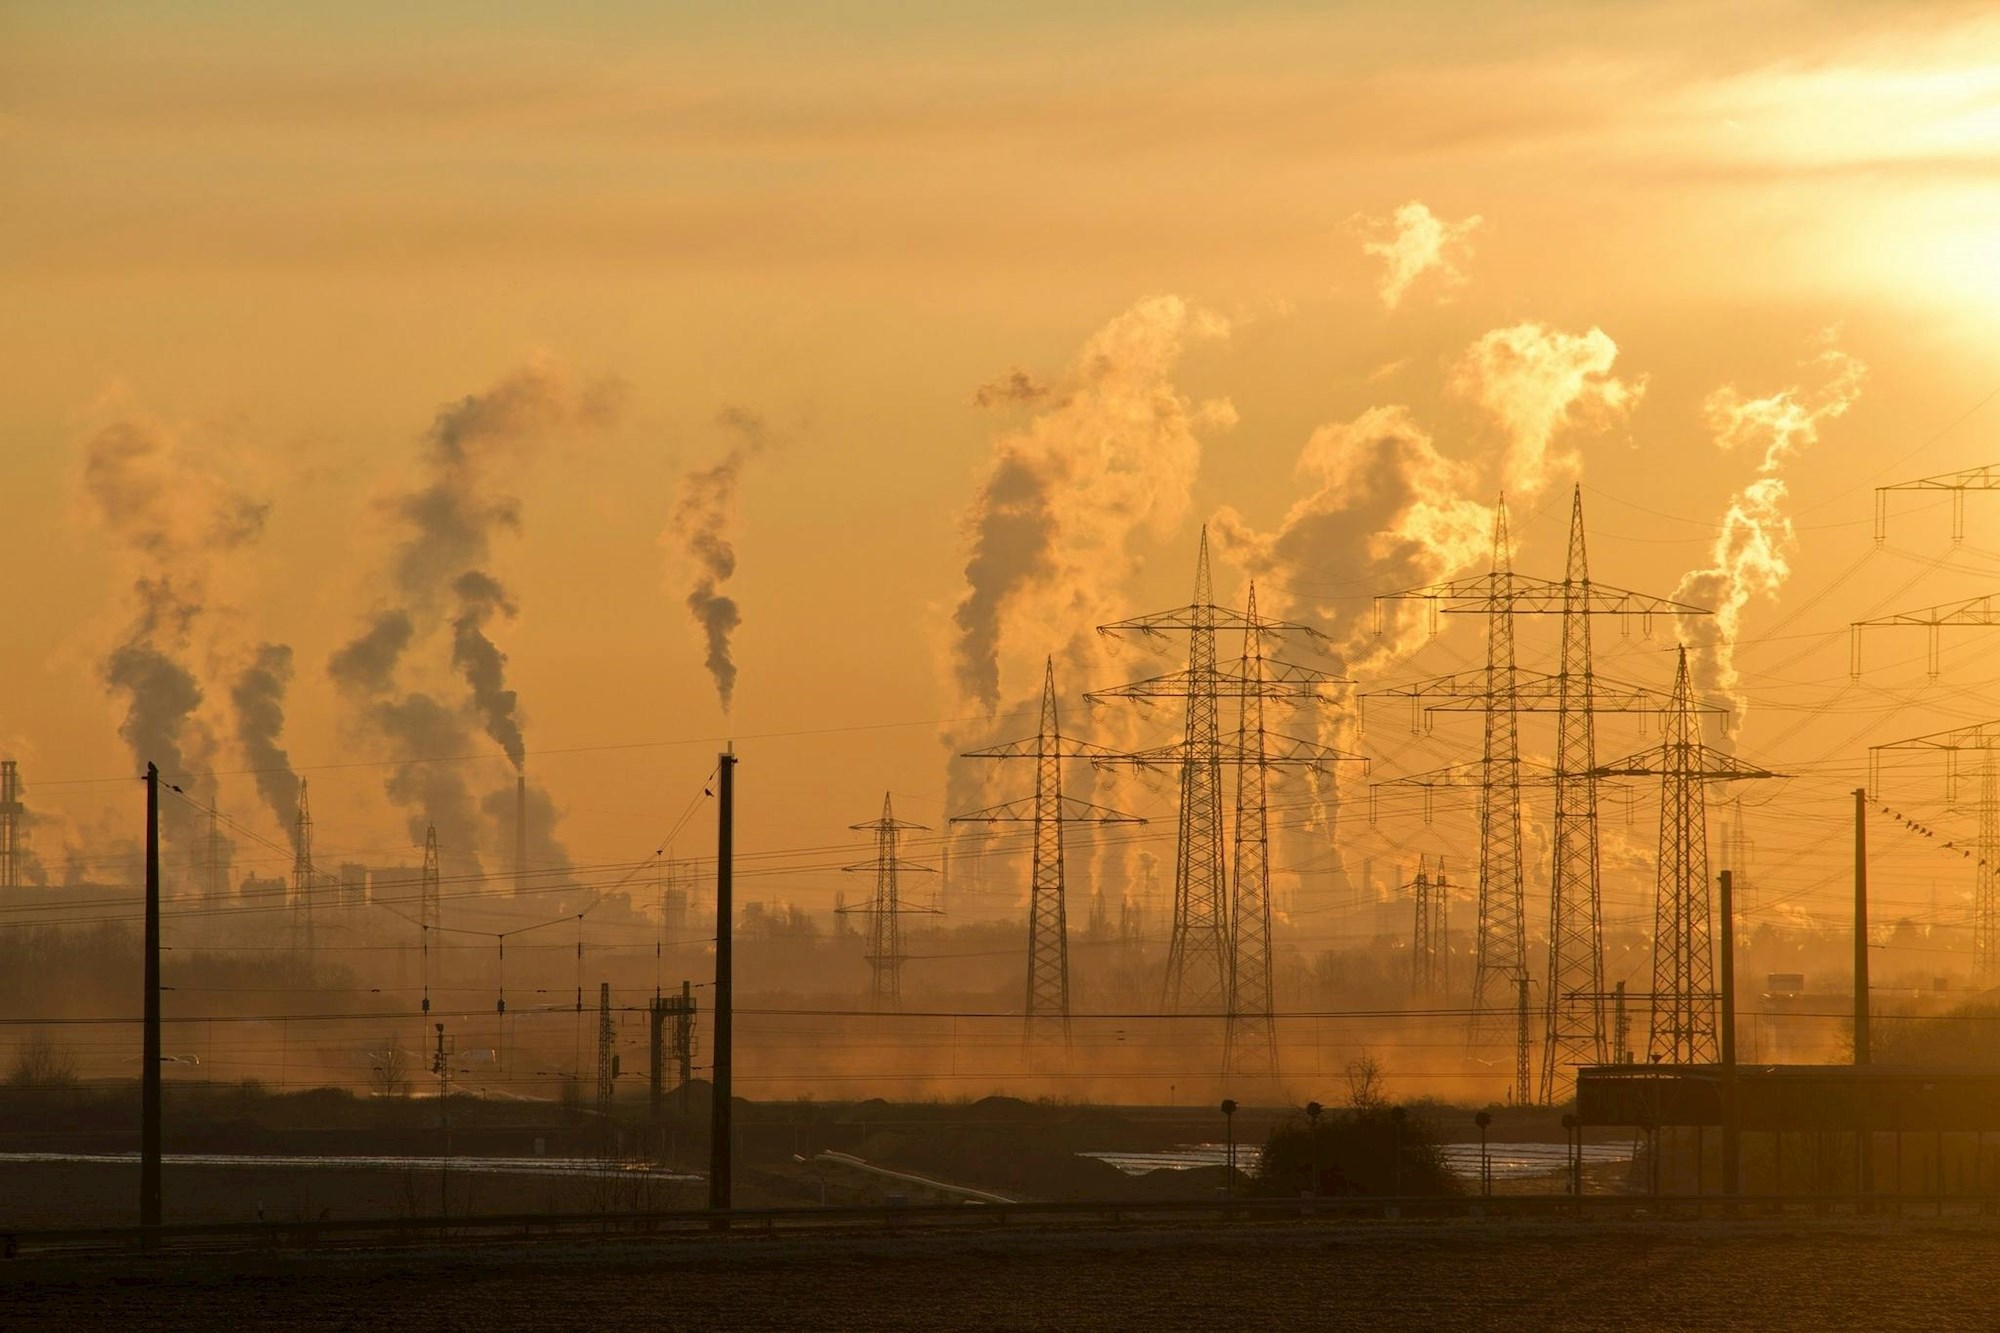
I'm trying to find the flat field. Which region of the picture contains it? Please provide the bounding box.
[5,1216,2000,1330]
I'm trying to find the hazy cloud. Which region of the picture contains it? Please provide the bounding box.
[1453,323,1642,499]
[1361,201,1482,309]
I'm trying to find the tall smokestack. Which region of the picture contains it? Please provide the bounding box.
[515,772,528,898]
[0,760,20,891]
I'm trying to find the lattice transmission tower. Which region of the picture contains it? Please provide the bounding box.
[1093,556,1355,1078]
[840,793,937,1010]
[1871,720,2000,979]
[1854,463,2000,678]
[1225,587,1278,1076]
[1874,463,2000,546]
[1855,463,2000,977]
[1595,646,1776,1063]
[1372,488,1710,1102]
[956,658,1141,1048]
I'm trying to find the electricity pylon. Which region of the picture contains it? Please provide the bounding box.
[1855,462,2000,676]
[955,658,1142,1048]
[292,778,316,956]
[1875,463,2000,545]
[1373,487,1710,1103]
[840,793,937,1010]
[1094,568,1358,1077]
[1852,595,2000,679]
[1092,533,1336,1015]
[1221,586,1301,1077]
[1859,463,2000,975]
[1410,856,1449,1000]
[1595,647,1776,1064]
[1871,719,2000,979]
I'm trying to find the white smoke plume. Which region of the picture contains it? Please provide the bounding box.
[1211,405,1492,887]
[950,294,1235,715]
[1360,201,1482,310]
[670,407,768,713]
[1675,336,1866,739]
[1452,323,1642,499]
[80,417,269,845]
[330,359,619,859]
[944,296,1232,916]
[1214,405,1491,673]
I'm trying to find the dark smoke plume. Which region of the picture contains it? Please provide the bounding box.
[376,693,484,861]
[671,408,768,712]
[231,643,303,849]
[327,611,414,696]
[329,361,619,857]
[972,368,1049,408]
[82,418,267,846]
[105,637,203,792]
[480,779,571,889]
[952,455,1054,714]
[451,570,524,770]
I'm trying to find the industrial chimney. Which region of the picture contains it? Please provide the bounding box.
[515,772,529,897]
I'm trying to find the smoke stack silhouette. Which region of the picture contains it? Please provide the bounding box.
[515,772,528,897]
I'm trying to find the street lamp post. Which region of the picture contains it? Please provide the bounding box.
[1221,1099,1238,1200]
[1390,1105,1407,1196]
[1474,1110,1492,1197]
[1305,1100,1323,1200]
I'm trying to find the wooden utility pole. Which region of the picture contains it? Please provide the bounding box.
[1854,788,1870,1065]
[709,750,736,1214]
[142,763,162,1233]
[1719,868,1739,1197]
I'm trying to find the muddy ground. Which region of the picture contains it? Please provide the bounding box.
[4,1215,2000,1329]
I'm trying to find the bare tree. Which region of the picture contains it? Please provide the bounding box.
[370,1041,413,1098]
[1343,1052,1388,1110]
[6,1033,79,1091]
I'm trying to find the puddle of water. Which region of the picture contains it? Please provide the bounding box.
[1082,1145,1262,1175]
[1083,1141,1633,1182]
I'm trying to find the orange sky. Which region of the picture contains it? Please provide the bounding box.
[7,1,2000,962]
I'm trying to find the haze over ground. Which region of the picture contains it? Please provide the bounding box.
[6,3,2000,1094]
